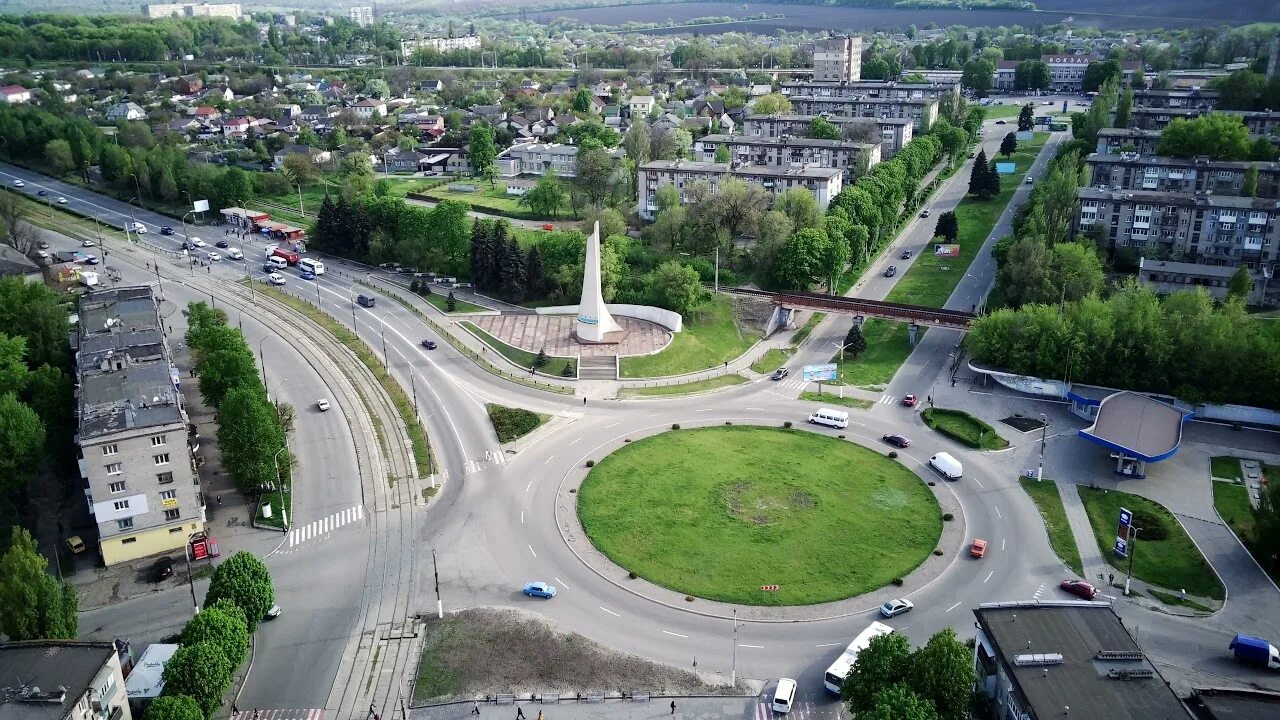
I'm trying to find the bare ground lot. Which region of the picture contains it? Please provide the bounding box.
[413,608,739,703]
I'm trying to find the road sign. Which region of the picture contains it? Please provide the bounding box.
[760,585,779,592]
[1119,507,1133,528]
[1113,538,1128,558]
[802,363,837,382]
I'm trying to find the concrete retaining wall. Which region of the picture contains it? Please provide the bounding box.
[535,304,683,333]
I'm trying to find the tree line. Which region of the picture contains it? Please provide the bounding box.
[312,193,473,276]
[840,628,977,720]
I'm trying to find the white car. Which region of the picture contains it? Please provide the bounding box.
[12,179,24,187]
[131,222,147,234]
[879,598,914,618]
[56,196,67,204]
[81,239,95,247]
[207,252,221,262]
[268,272,286,285]
[227,248,243,260]
[317,399,330,412]
[190,238,205,247]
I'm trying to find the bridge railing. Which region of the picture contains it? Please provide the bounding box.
[720,287,975,329]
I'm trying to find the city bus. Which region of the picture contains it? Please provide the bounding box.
[823,621,895,694]
[298,257,326,276]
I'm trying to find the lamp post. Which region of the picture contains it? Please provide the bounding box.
[126,196,140,242]
[258,336,270,386]
[730,608,744,687]
[182,532,202,615]
[271,444,290,529]
[432,547,443,619]
[1036,413,1048,482]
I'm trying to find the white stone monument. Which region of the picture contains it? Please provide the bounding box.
[575,221,623,343]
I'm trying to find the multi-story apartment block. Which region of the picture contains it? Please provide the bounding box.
[1129,108,1280,136]
[742,114,913,158]
[780,79,960,103]
[399,35,481,59]
[693,134,882,182]
[0,641,133,720]
[74,286,205,566]
[1094,127,1163,156]
[638,161,842,220]
[141,3,241,19]
[348,6,373,26]
[1087,153,1280,199]
[1131,88,1219,111]
[785,96,938,132]
[812,36,861,83]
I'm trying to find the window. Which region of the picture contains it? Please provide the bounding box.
[157,471,174,484]
[108,481,126,493]
[150,435,167,447]
[102,444,118,456]
[164,508,181,521]
[117,518,134,531]
[153,453,170,466]
[160,489,177,501]
[106,462,122,475]
[112,499,129,511]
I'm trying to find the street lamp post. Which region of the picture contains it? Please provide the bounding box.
[182,533,201,615]
[432,547,443,619]
[1036,413,1048,482]
[258,336,270,386]
[730,608,744,687]
[1123,526,1140,596]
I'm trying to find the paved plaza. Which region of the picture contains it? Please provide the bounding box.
[475,314,672,357]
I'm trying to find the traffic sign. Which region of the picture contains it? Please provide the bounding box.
[1113,538,1128,558]
[760,585,780,592]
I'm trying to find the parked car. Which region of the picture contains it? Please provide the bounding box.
[970,539,988,558]
[884,265,897,277]
[902,394,918,407]
[215,239,229,248]
[265,604,282,620]
[160,226,175,235]
[882,434,911,448]
[65,536,86,554]
[771,367,789,381]
[523,581,557,599]
[37,240,49,249]
[1060,579,1098,599]
[969,151,977,159]
[879,598,914,618]
[421,340,437,350]
[152,557,174,582]
[317,399,330,412]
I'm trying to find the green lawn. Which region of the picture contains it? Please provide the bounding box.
[1210,456,1244,482]
[1078,487,1225,600]
[486,403,549,443]
[578,426,941,605]
[622,374,746,397]
[620,295,757,378]
[921,407,1009,450]
[420,290,488,314]
[1213,481,1255,543]
[750,348,793,374]
[830,319,913,388]
[790,311,825,347]
[461,322,575,377]
[887,133,1048,309]
[1018,478,1084,576]
[422,184,552,220]
[1147,588,1214,613]
[799,390,874,410]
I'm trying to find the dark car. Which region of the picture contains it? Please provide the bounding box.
[161,226,175,235]
[771,367,789,381]
[995,119,1008,124]
[152,557,174,582]
[882,434,911,448]
[262,262,276,272]
[884,265,897,277]
[37,190,48,197]
[215,240,229,248]
[900,250,912,260]
[421,340,437,350]
[1060,579,1098,599]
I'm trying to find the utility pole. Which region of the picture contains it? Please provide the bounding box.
[730,608,743,687]
[432,547,443,618]
[1124,526,1140,596]
[380,321,389,368]
[1036,413,1048,482]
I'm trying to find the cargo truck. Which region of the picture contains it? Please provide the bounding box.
[271,247,301,266]
[1229,634,1280,669]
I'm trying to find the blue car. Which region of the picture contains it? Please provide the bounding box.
[522,581,557,599]
[300,270,316,280]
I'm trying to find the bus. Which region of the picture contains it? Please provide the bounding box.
[298,257,326,275]
[823,621,895,694]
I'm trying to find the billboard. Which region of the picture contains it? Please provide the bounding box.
[933,244,960,257]
[192,199,210,213]
[1114,507,1133,557]
[995,162,1016,175]
[802,363,838,382]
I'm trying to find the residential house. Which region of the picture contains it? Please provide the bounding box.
[0,640,133,720]
[445,146,472,174]
[106,102,146,122]
[300,105,336,123]
[274,104,301,120]
[638,160,843,220]
[629,95,655,118]
[469,104,506,123]
[351,98,387,119]
[273,144,331,169]
[175,74,203,94]
[202,87,233,103]
[376,148,428,173]
[220,116,250,138]
[420,79,444,93]
[191,106,222,122]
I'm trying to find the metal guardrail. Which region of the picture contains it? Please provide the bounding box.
[721,286,977,329]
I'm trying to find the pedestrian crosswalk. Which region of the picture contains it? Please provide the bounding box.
[877,394,899,405]
[288,505,364,548]
[754,698,834,720]
[1032,582,1046,600]
[232,710,323,720]
[775,378,812,391]
[463,448,507,474]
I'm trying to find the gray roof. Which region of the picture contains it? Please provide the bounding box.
[1139,258,1241,280]
[0,642,117,720]
[699,133,877,152]
[1078,186,1280,211]
[1086,391,1186,459]
[974,602,1190,720]
[1187,687,1280,720]
[0,245,39,278]
[641,159,842,180]
[1097,127,1163,138]
[745,113,912,126]
[1087,153,1280,173]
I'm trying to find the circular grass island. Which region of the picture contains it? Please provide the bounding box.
[577,426,943,606]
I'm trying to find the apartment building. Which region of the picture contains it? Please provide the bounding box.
[1087,153,1280,199]
[1129,108,1280,136]
[1132,88,1219,111]
[1095,127,1163,156]
[74,286,205,567]
[693,134,882,182]
[780,79,960,103]
[495,142,626,178]
[785,96,938,132]
[1138,258,1272,305]
[349,6,373,26]
[638,160,842,220]
[812,36,861,83]
[141,2,240,19]
[399,35,481,59]
[742,114,913,158]
[0,641,132,720]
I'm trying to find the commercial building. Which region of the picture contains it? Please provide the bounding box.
[399,35,481,59]
[973,601,1190,720]
[1086,153,1280,199]
[993,55,1141,93]
[785,95,938,131]
[1138,258,1273,306]
[742,114,913,158]
[1095,127,1163,156]
[74,286,205,566]
[812,36,861,83]
[348,6,373,26]
[0,641,133,720]
[638,160,843,220]
[693,134,881,182]
[780,79,960,103]
[140,3,241,19]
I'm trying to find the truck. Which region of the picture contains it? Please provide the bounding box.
[271,247,301,266]
[1229,634,1280,669]
[79,271,99,287]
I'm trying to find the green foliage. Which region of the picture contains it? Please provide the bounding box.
[842,323,868,359]
[0,527,77,640]
[486,404,546,443]
[1082,59,1124,93]
[1014,60,1050,92]
[142,695,204,720]
[933,211,959,242]
[468,124,497,177]
[217,386,284,494]
[647,260,704,316]
[863,685,939,720]
[808,117,842,140]
[773,228,830,290]
[1017,103,1035,132]
[906,628,974,720]
[204,551,275,633]
[182,599,249,668]
[961,59,995,96]
[967,149,998,200]
[520,171,566,218]
[0,392,44,497]
[161,641,233,720]
[1227,266,1253,300]
[842,633,912,712]
[1157,114,1253,160]
[1115,88,1134,129]
[999,132,1017,157]
[0,277,70,369]
[752,93,793,115]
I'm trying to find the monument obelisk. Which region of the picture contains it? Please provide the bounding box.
[575,221,623,343]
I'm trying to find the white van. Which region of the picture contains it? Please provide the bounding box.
[929,452,963,480]
[299,257,325,275]
[227,248,243,260]
[772,678,797,714]
[808,408,849,429]
[267,255,288,270]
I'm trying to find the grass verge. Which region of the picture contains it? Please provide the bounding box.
[1078,487,1225,600]
[461,321,575,377]
[790,311,825,347]
[1147,588,1213,613]
[1017,478,1084,576]
[750,348,792,375]
[799,390,874,410]
[921,407,1009,450]
[1210,456,1244,482]
[578,426,941,605]
[486,403,549,443]
[621,374,746,397]
[830,319,914,388]
[419,289,489,314]
[620,294,757,378]
[422,184,551,220]
[1213,481,1255,541]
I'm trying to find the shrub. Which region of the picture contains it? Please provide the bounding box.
[420,283,432,296]
[628,571,637,579]
[888,451,898,459]
[943,512,954,521]
[891,578,904,586]
[933,549,944,556]
[561,362,575,377]
[410,279,420,293]
[446,291,457,312]
[486,404,543,443]
[783,421,793,428]
[725,421,732,425]
[586,460,595,467]
[1132,509,1169,541]
[672,423,681,430]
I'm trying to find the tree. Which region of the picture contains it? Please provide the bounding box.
[1017,103,1034,132]
[363,78,390,98]
[1014,60,1051,91]
[204,551,275,632]
[521,171,566,218]
[961,59,995,96]
[843,322,868,359]
[1243,165,1258,197]
[1115,88,1133,129]
[773,228,828,290]
[572,87,593,113]
[1082,59,1123,93]
[774,187,822,232]
[525,245,550,299]
[216,386,283,494]
[181,599,249,668]
[647,261,703,315]
[842,632,912,714]
[1227,266,1253,301]
[0,393,44,496]
[0,193,36,255]
[714,144,731,162]
[282,152,318,187]
[1212,69,1267,110]
[648,206,687,250]
[142,695,204,720]
[752,93,793,115]
[1157,114,1252,160]
[968,149,998,199]
[197,344,259,409]
[934,211,958,242]
[161,641,233,720]
[584,207,627,240]
[862,685,939,720]
[468,124,497,179]
[214,168,253,211]
[575,147,618,209]
[818,228,850,291]
[656,184,681,214]
[623,122,651,165]
[808,117,842,140]
[907,628,973,720]
[45,138,74,175]
[0,527,77,640]
[999,132,1017,157]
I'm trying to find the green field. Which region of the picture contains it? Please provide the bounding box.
[921,407,1009,450]
[1018,478,1084,576]
[750,348,793,374]
[578,426,941,605]
[830,319,913,388]
[422,184,551,220]
[622,374,746,397]
[620,295,757,377]
[1078,487,1224,600]
[461,322,576,377]
[420,290,488,314]
[1213,481,1255,544]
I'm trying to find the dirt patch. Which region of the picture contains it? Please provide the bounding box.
[790,492,815,509]
[413,608,734,702]
[1001,415,1046,433]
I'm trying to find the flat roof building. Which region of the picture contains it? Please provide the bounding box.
[1086,153,1280,200]
[812,36,861,84]
[1095,127,1163,156]
[780,79,959,103]
[787,95,938,132]
[742,114,914,158]
[141,3,241,19]
[1129,108,1280,137]
[1132,88,1220,111]
[0,641,132,720]
[638,160,842,221]
[693,133,881,182]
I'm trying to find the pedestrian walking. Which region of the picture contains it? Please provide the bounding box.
[536,712,543,720]
[253,710,260,720]
[472,701,481,715]
[369,704,376,718]
[671,700,676,714]
[232,703,239,715]
[583,397,587,405]
[516,708,524,720]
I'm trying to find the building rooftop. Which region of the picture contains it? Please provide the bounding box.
[1087,153,1280,172]
[699,133,876,151]
[974,602,1190,720]
[1078,186,1280,211]
[782,79,957,89]
[745,113,912,126]
[1097,127,1163,138]
[1083,391,1189,462]
[0,642,117,720]
[641,160,842,179]
[1187,687,1280,720]
[1139,258,1241,279]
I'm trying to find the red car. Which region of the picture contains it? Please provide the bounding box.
[902,394,918,407]
[1060,580,1098,600]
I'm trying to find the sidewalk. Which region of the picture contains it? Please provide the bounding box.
[409,696,763,720]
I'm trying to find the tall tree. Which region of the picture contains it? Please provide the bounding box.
[907,628,974,720]
[0,527,78,640]
[968,149,997,199]
[1157,114,1252,160]
[1014,60,1051,91]
[1243,165,1258,197]
[1082,59,1123,93]
[161,642,233,720]
[774,187,822,232]
[863,684,939,720]
[842,632,912,714]
[44,138,74,175]
[521,171,566,218]
[216,386,283,494]
[961,59,995,96]
[468,124,497,178]
[0,392,44,496]
[999,132,1017,157]
[843,322,868,359]
[1114,88,1134,129]
[772,228,829,290]
[142,695,204,720]
[181,599,249,668]
[1017,103,1035,132]
[1227,266,1253,301]
[574,147,617,208]
[647,261,703,315]
[752,93,793,115]
[808,117,842,140]
[572,87,593,113]
[934,211,959,242]
[525,245,550,299]
[203,551,275,633]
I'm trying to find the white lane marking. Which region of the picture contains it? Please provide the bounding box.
[663,630,689,638]
[745,407,765,411]
[738,644,764,649]
[544,455,554,464]
[599,606,620,617]
[606,422,620,428]
[984,570,994,583]
[525,480,533,493]
[1001,538,1006,551]
[554,577,569,589]
[994,506,1003,519]
[973,478,985,489]
[814,642,843,648]
[570,437,583,445]
[527,545,537,558]
[696,408,713,412]
[520,511,525,524]
[946,602,961,612]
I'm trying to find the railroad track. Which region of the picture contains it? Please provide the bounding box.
[721,286,977,329]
